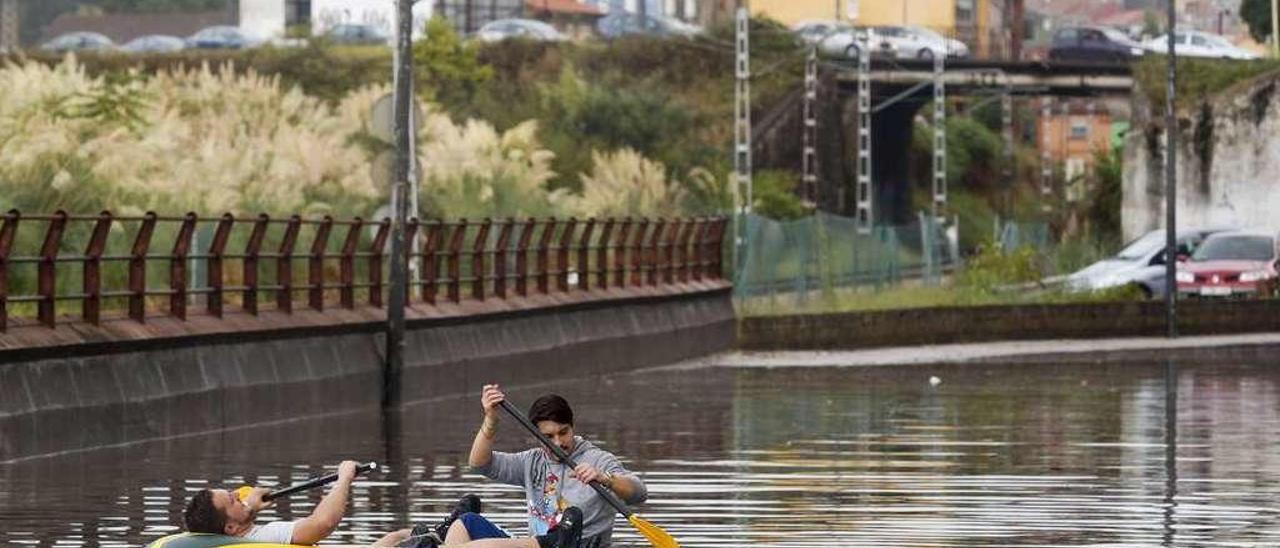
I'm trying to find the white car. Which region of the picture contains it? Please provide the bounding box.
[815,27,895,60]
[1142,31,1259,60]
[476,19,568,43]
[872,25,969,60]
[793,20,852,46]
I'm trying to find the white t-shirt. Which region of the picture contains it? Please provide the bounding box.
[244,521,297,544]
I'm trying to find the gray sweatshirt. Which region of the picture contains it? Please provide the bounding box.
[474,437,648,547]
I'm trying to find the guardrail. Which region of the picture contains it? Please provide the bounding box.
[0,210,728,331]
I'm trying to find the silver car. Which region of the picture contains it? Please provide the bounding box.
[41,32,115,53]
[872,25,969,59]
[122,35,186,53]
[815,27,894,60]
[1066,228,1227,298]
[476,19,568,43]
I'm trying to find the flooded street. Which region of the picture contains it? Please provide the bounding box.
[5,357,1280,547]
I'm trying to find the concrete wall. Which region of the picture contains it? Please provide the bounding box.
[1123,71,1280,240]
[0,286,734,463]
[740,300,1280,350]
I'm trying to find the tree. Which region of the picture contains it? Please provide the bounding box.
[1241,0,1275,44]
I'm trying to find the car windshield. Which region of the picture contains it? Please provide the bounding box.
[1191,235,1275,262]
[1101,28,1134,44]
[1115,231,1166,260]
[911,27,944,41]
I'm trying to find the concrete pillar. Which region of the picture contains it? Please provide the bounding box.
[0,0,18,53]
[239,0,287,41]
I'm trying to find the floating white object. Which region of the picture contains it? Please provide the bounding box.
[929,376,942,387]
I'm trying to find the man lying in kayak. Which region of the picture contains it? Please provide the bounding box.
[405,386,647,548]
[181,460,410,546]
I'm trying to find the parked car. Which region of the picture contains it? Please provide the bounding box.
[1176,230,1280,298]
[1048,26,1145,62]
[793,20,851,46]
[815,27,895,60]
[476,19,568,43]
[597,12,702,39]
[1067,227,1227,298]
[872,25,969,59]
[40,32,114,53]
[324,23,388,45]
[1142,31,1260,60]
[186,26,256,49]
[121,35,186,54]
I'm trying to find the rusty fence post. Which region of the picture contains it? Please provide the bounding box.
[129,212,158,323]
[597,219,614,290]
[0,210,19,332]
[676,218,696,283]
[494,219,514,299]
[447,220,467,303]
[404,218,420,301]
[207,214,234,318]
[646,219,665,287]
[613,218,631,288]
[691,218,708,281]
[36,211,68,328]
[82,211,112,325]
[368,218,391,307]
[421,221,443,305]
[630,218,648,287]
[276,215,302,314]
[338,218,363,309]
[515,218,535,297]
[309,216,333,311]
[557,218,577,292]
[169,212,197,320]
[243,214,269,315]
[577,219,595,291]
[472,219,492,301]
[710,218,727,279]
[662,219,680,284]
[536,218,556,294]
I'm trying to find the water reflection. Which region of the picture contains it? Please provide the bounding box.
[4,359,1280,546]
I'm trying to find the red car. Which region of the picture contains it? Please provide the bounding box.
[1176,230,1280,298]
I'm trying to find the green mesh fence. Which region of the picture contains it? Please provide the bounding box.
[995,219,1051,253]
[733,212,956,300]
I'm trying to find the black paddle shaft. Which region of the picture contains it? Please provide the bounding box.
[264,462,378,501]
[498,400,634,518]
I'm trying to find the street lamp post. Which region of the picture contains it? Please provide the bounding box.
[385,0,414,409]
[1164,0,1178,339]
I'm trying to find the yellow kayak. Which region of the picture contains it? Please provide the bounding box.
[146,533,305,548]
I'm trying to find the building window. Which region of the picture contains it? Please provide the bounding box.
[956,0,974,22]
[287,0,312,26]
[1070,118,1089,140]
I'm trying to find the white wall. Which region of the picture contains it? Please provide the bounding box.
[1123,77,1280,240]
[239,0,286,40]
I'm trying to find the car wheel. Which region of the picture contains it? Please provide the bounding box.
[845,44,861,60]
[918,48,934,60]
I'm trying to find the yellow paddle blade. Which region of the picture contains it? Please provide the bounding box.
[234,485,253,500]
[628,513,680,548]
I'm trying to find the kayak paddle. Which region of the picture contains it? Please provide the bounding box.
[499,399,679,548]
[235,461,378,502]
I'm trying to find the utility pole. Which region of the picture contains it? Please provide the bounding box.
[732,5,752,271]
[385,0,414,410]
[931,50,947,223]
[1001,88,1015,218]
[802,45,819,206]
[1039,96,1053,214]
[1165,0,1179,338]
[854,30,873,233]
[1272,0,1279,57]
[0,0,17,53]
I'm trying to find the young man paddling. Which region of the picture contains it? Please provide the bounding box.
[413,385,647,548]
[181,460,410,546]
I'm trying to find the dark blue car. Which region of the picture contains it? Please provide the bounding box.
[186,26,255,50]
[1048,26,1144,63]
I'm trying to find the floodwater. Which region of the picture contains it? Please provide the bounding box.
[4,357,1280,547]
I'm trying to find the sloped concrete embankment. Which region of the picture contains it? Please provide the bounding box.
[0,286,734,463]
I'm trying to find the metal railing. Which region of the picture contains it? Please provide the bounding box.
[0,210,728,331]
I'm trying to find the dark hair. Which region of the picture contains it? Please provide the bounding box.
[528,394,574,426]
[183,489,226,534]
